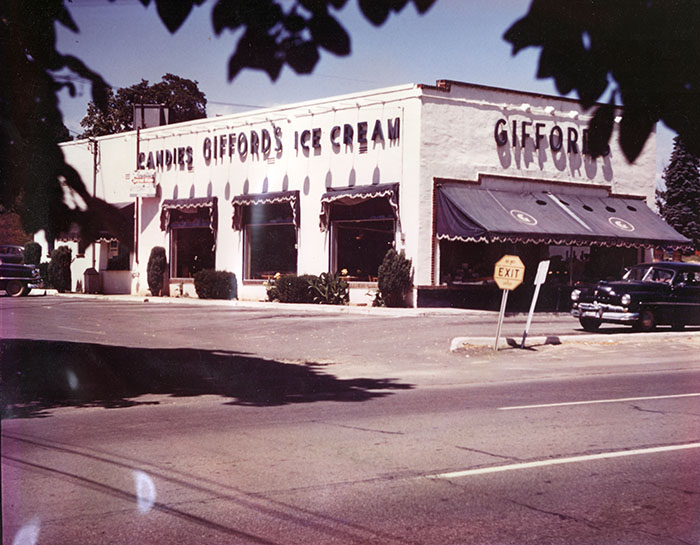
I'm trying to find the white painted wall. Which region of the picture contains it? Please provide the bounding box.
[55,81,657,299]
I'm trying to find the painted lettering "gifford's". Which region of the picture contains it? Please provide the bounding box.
[494,118,609,156]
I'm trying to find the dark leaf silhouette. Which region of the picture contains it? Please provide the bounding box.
[308,13,351,55]
[286,41,321,74]
[359,0,390,26]
[587,94,615,158]
[506,0,700,162]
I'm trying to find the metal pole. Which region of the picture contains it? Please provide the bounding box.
[494,289,509,351]
[91,139,98,270]
[521,282,542,349]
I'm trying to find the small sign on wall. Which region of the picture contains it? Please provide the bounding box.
[129,169,157,198]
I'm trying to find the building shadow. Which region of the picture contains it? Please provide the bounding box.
[0,339,413,419]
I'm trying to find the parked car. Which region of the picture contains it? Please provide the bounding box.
[570,262,700,332]
[0,246,43,296]
[0,244,26,264]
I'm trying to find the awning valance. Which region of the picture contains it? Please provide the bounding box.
[160,197,218,235]
[231,190,300,231]
[436,184,691,249]
[320,183,399,232]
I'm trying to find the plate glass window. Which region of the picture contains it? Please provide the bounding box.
[169,208,215,278]
[330,198,395,281]
[244,203,297,280]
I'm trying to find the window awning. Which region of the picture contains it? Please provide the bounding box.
[436,184,691,249]
[320,183,399,232]
[231,190,300,231]
[160,197,218,235]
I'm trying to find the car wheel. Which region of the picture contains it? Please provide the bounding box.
[6,280,26,297]
[579,317,601,332]
[636,310,656,332]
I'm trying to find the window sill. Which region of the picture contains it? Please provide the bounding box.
[346,281,377,288]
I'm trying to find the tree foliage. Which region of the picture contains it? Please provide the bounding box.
[1,1,128,247]
[1,0,435,247]
[79,73,207,138]
[657,136,700,252]
[505,0,700,163]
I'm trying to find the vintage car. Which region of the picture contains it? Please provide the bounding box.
[0,244,26,264]
[0,246,43,297]
[570,261,700,332]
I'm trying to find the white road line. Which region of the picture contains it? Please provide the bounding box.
[55,324,106,335]
[428,442,700,480]
[498,392,700,411]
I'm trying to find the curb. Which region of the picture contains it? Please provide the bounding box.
[450,330,700,352]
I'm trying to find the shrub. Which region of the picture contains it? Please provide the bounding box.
[194,270,238,300]
[47,246,72,293]
[38,262,51,287]
[147,246,167,296]
[311,272,349,305]
[275,273,317,303]
[374,248,413,307]
[23,242,42,265]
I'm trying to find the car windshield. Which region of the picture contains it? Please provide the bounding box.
[623,266,674,284]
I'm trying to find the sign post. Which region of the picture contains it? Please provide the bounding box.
[520,260,550,349]
[493,255,525,351]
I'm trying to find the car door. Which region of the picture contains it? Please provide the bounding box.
[671,270,700,325]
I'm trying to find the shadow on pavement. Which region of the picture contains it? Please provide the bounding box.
[0,339,413,419]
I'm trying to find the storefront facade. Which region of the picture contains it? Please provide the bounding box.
[50,80,688,307]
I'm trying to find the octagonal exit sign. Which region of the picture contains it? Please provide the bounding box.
[493,255,525,291]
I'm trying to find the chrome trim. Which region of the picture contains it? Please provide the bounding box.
[571,302,639,323]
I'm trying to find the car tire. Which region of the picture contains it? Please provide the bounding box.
[579,317,601,332]
[6,280,26,297]
[636,309,656,332]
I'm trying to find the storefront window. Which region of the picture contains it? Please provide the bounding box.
[321,184,399,281]
[168,207,216,278]
[243,202,297,279]
[246,224,297,279]
[333,219,395,280]
[172,227,215,278]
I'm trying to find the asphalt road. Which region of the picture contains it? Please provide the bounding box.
[2,296,700,544]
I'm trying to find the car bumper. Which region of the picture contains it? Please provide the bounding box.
[571,302,639,324]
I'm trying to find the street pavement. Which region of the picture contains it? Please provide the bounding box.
[2,294,700,544]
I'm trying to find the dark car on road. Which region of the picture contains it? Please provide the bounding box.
[570,261,700,332]
[0,245,43,297]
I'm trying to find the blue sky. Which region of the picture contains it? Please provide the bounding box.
[56,0,673,187]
